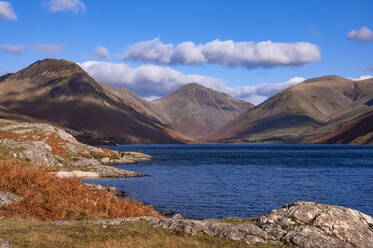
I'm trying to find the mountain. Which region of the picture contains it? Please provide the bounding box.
[152,83,254,138]
[208,76,373,143]
[99,82,172,125]
[0,73,13,82]
[311,110,373,144]
[0,59,190,145]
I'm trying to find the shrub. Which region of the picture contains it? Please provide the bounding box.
[0,159,161,221]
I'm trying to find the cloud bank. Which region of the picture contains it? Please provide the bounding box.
[80,61,305,104]
[120,38,321,69]
[348,75,373,81]
[48,0,86,13]
[0,44,25,55]
[95,46,109,59]
[347,26,373,42]
[0,1,17,20]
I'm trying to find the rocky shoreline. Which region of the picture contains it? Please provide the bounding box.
[0,119,150,178]
[50,201,373,248]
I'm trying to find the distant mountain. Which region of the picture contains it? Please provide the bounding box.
[311,110,373,144]
[0,73,13,82]
[208,76,373,143]
[99,82,172,125]
[0,59,190,145]
[153,83,253,138]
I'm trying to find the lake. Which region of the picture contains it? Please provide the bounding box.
[85,144,373,219]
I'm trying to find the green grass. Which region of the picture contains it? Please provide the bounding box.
[0,218,288,248]
[0,144,24,160]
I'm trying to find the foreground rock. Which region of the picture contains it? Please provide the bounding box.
[52,201,373,248]
[0,239,11,248]
[258,201,373,248]
[0,192,20,209]
[0,119,150,177]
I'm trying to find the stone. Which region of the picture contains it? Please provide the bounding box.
[258,201,373,248]
[172,213,184,219]
[0,239,11,248]
[100,157,110,163]
[55,170,100,178]
[0,191,20,209]
[161,210,175,216]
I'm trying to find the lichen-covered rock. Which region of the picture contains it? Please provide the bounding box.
[0,139,63,167]
[258,201,373,248]
[0,119,151,177]
[0,239,11,248]
[149,217,271,243]
[67,159,145,177]
[0,191,20,209]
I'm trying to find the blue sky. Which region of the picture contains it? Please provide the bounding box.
[1,0,373,103]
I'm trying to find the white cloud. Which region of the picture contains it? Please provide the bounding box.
[95,46,110,59]
[121,38,174,64]
[0,1,17,20]
[0,44,25,55]
[80,61,304,104]
[120,38,321,69]
[348,75,373,81]
[347,26,373,42]
[80,61,224,97]
[34,44,63,56]
[47,0,86,13]
[143,96,161,101]
[226,77,305,103]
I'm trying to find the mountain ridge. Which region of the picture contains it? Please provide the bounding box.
[208,75,373,143]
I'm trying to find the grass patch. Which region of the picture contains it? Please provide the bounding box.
[0,120,13,129]
[0,218,286,248]
[0,159,161,221]
[0,144,24,160]
[79,148,121,161]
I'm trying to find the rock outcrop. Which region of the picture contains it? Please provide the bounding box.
[0,119,150,177]
[53,201,373,247]
[0,239,11,248]
[257,201,373,248]
[0,192,20,209]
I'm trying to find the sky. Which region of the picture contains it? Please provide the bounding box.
[1,0,373,104]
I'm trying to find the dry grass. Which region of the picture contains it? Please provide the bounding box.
[0,218,287,248]
[0,159,161,221]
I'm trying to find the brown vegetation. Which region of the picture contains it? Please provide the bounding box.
[0,159,161,221]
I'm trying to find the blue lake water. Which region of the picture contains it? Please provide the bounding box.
[85,144,373,220]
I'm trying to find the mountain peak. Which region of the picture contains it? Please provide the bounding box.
[180,82,205,88]
[153,83,253,138]
[303,75,349,84]
[14,59,86,81]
